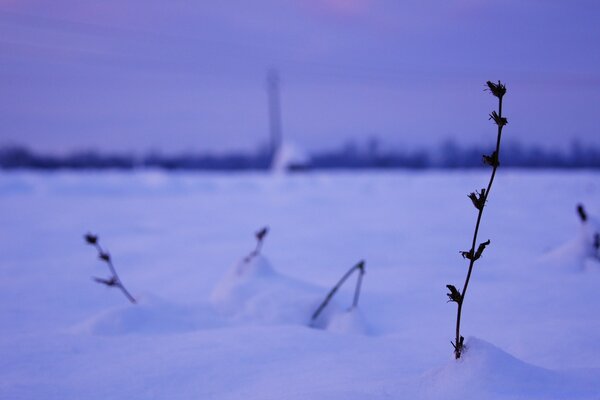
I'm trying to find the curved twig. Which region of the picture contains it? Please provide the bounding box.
[312,260,365,321]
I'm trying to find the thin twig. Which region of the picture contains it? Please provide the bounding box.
[352,263,365,308]
[85,233,136,304]
[312,260,365,321]
[244,226,269,263]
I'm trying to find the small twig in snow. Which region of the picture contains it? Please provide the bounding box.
[312,260,366,322]
[84,233,136,304]
[244,226,269,262]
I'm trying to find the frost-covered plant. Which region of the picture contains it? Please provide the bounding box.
[84,233,136,304]
[446,81,508,359]
[311,260,365,322]
[243,226,269,263]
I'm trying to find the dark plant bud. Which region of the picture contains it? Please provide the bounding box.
[474,240,491,260]
[84,233,98,245]
[489,111,508,127]
[255,226,269,241]
[99,252,111,262]
[485,80,507,98]
[460,249,474,260]
[594,233,599,251]
[460,239,490,261]
[93,276,118,287]
[576,204,587,222]
[483,151,499,167]
[467,193,478,208]
[356,260,366,272]
[446,284,462,303]
[467,189,486,210]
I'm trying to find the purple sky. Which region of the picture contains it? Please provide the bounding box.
[1,0,599,154]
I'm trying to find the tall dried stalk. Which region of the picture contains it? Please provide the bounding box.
[447,81,507,359]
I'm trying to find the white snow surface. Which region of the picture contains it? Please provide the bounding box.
[1,170,599,399]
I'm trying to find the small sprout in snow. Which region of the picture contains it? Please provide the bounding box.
[84,232,136,304]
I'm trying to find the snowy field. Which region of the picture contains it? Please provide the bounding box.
[1,170,599,399]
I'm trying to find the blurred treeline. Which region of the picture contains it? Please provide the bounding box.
[1,139,598,170]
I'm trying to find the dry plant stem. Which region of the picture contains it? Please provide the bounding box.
[255,240,263,255]
[454,92,504,359]
[311,260,365,321]
[93,242,136,304]
[244,226,268,263]
[353,265,365,308]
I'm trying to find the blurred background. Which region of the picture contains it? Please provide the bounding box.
[1,0,599,170]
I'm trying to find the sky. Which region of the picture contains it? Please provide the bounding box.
[1,0,599,154]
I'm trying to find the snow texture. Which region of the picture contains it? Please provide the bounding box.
[1,170,599,399]
[210,253,340,328]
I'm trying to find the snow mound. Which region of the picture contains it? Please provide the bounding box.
[74,294,225,335]
[422,337,599,399]
[210,254,338,327]
[539,214,600,271]
[325,308,369,335]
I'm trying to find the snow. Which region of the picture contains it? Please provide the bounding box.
[423,337,600,399]
[74,294,225,335]
[538,211,600,271]
[1,169,599,399]
[210,254,335,327]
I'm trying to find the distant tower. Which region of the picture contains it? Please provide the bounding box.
[266,68,283,161]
